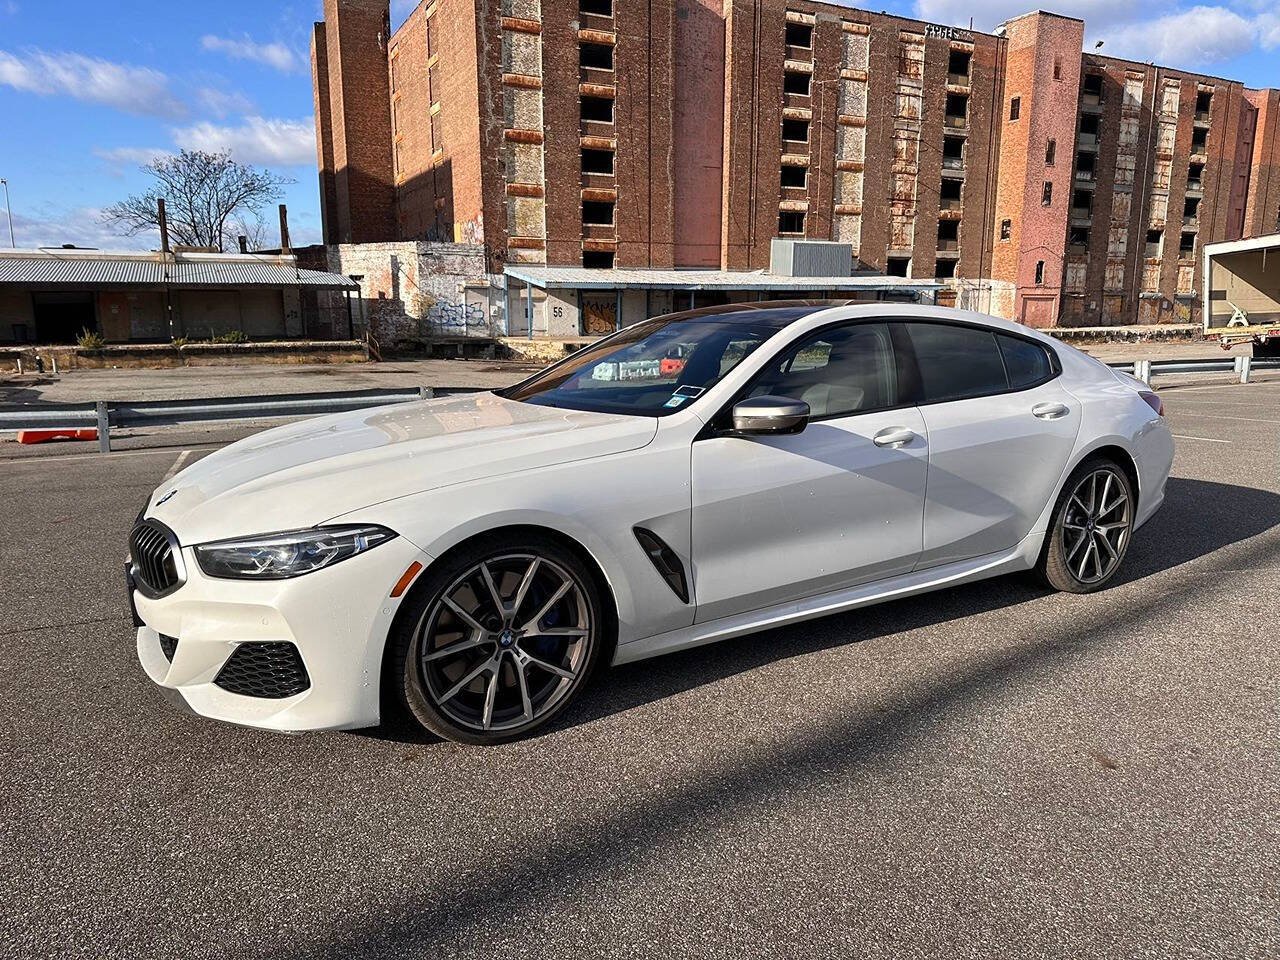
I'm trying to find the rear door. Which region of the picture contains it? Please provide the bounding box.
[898,321,1080,569]
[690,321,928,623]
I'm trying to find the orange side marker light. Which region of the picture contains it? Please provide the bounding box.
[390,561,423,598]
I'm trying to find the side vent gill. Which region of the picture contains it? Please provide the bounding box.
[633,527,690,604]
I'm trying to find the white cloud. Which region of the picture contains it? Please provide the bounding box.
[200,34,298,73]
[913,0,1141,31]
[1257,12,1280,49]
[0,49,184,118]
[93,146,174,174]
[1099,5,1256,65]
[8,205,148,251]
[171,116,316,167]
[195,85,255,118]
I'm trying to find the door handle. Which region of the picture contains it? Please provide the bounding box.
[1032,402,1070,420]
[873,426,916,447]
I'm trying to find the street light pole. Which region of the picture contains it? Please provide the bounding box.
[0,179,14,247]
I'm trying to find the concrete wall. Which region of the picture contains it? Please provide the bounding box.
[0,290,34,341]
[328,240,495,343]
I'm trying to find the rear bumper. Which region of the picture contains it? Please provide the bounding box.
[132,535,431,732]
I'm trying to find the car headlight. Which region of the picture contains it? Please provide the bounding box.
[194,525,397,580]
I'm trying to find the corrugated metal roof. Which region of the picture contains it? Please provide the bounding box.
[0,251,358,289]
[504,265,943,291]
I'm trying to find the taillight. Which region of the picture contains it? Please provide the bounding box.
[1139,390,1164,417]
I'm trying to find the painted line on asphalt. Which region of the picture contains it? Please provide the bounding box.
[1172,434,1232,444]
[160,450,192,483]
[0,443,223,466]
[1171,412,1280,424]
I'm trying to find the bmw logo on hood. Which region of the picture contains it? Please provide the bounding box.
[155,489,178,507]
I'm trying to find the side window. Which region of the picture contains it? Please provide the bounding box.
[750,323,898,418]
[902,322,1007,402]
[998,334,1054,389]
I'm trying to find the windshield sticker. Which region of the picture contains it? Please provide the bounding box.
[673,385,706,398]
[663,395,689,408]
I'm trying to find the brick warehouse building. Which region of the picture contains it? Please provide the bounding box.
[311,0,1280,328]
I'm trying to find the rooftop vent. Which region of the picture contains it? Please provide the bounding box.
[769,238,853,278]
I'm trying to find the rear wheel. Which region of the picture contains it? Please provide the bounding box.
[386,535,606,745]
[1038,457,1134,593]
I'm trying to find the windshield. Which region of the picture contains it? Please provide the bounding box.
[500,312,788,416]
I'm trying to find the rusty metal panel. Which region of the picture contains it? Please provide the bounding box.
[1115,156,1135,186]
[1177,263,1195,294]
[1104,260,1126,291]
[1153,158,1173,190]
[1123,76,1145,110]
[1160,82,1180,117]
[1107,225,1128,258]
[1065,261,1087,293]
[1157,120,1177,154]
[1118,116,1140,149]
[1142,261,1162,291]
[1148,193,1168,226]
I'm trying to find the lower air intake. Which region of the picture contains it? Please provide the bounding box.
[158,634,179,662]
[213,642,311,699]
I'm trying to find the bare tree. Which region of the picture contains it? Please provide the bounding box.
[102,149,293,252]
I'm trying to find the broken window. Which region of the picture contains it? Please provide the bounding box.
[785,21,812,48]
[1042,182,1053,206]
[1053,56,1062,80]
[940,178,962,208]
[581,148,614,174]
[1009,96,1020,121]
[1034,260,1045,285]
[784,71,811,96]
[780,164,807,188]
[1082,73,1103,99]
[1076,152,1096,180]
[579,42,613,70]
[886,256,911,277]
[1045,138,1056,165]
[579,0,612,14]
[1079,113,1099,137]
[1179,231,1196,255]
[582,249,615,268]
[1184,196,1200,222]
[1069,226,1089,247]
[1072,189,1092,216]
[582,200,615,225]
[945,93,968,125]
[1195,89,1213,116]
[1187,161,1205,189]
[781,117,810,142]
[1000,218,1011,240]
[1146,229,1163,257]
[942,135,964,168]
[778,210,806,233]
[581,96,614,122]
[948,49,971,78]
[935,258,957,279]
[937,219,959,244]
[1191,127,1208,153]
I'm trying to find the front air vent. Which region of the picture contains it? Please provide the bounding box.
[158,634,179,662]
[633,527,690,603]
[214,642,311,699]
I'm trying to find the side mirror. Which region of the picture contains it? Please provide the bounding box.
[731,395,810,435]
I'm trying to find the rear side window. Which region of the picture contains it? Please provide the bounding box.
[902,322,1006,403]
[998,334,1053,389]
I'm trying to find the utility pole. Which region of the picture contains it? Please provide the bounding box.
[0,179,14,247]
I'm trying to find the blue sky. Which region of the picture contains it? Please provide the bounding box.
[1,0,1277,252]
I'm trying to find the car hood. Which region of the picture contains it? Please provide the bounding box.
[146,392,658,545]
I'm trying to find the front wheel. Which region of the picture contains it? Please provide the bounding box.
[386,534,607,745]
[1038,457,1135,593]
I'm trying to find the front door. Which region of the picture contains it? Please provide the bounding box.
[690,321,928,623]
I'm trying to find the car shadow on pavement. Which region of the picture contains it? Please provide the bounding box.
[316,477,1280,959]
[557,476,1279,734]
[365,476,1279,748]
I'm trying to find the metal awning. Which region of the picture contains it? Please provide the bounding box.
[504,264,943,293]
[0,250,358,289]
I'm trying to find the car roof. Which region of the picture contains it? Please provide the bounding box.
[655,300,1047,342]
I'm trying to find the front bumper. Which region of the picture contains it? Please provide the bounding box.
[132,534,431,732]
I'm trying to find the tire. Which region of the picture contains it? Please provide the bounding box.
[1037,456,1135,594]
[384,533,607,745]
[1254,339,1280,359]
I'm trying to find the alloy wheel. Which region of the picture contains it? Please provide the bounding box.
[415,553,593,734]
[1061,467,1131,585]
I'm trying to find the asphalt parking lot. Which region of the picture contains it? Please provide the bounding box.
[1,377,1277,959]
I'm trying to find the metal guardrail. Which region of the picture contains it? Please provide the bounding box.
[0,386,485,453]
[1107,356,1279,384]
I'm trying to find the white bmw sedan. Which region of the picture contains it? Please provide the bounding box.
[129,303,1173,744]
